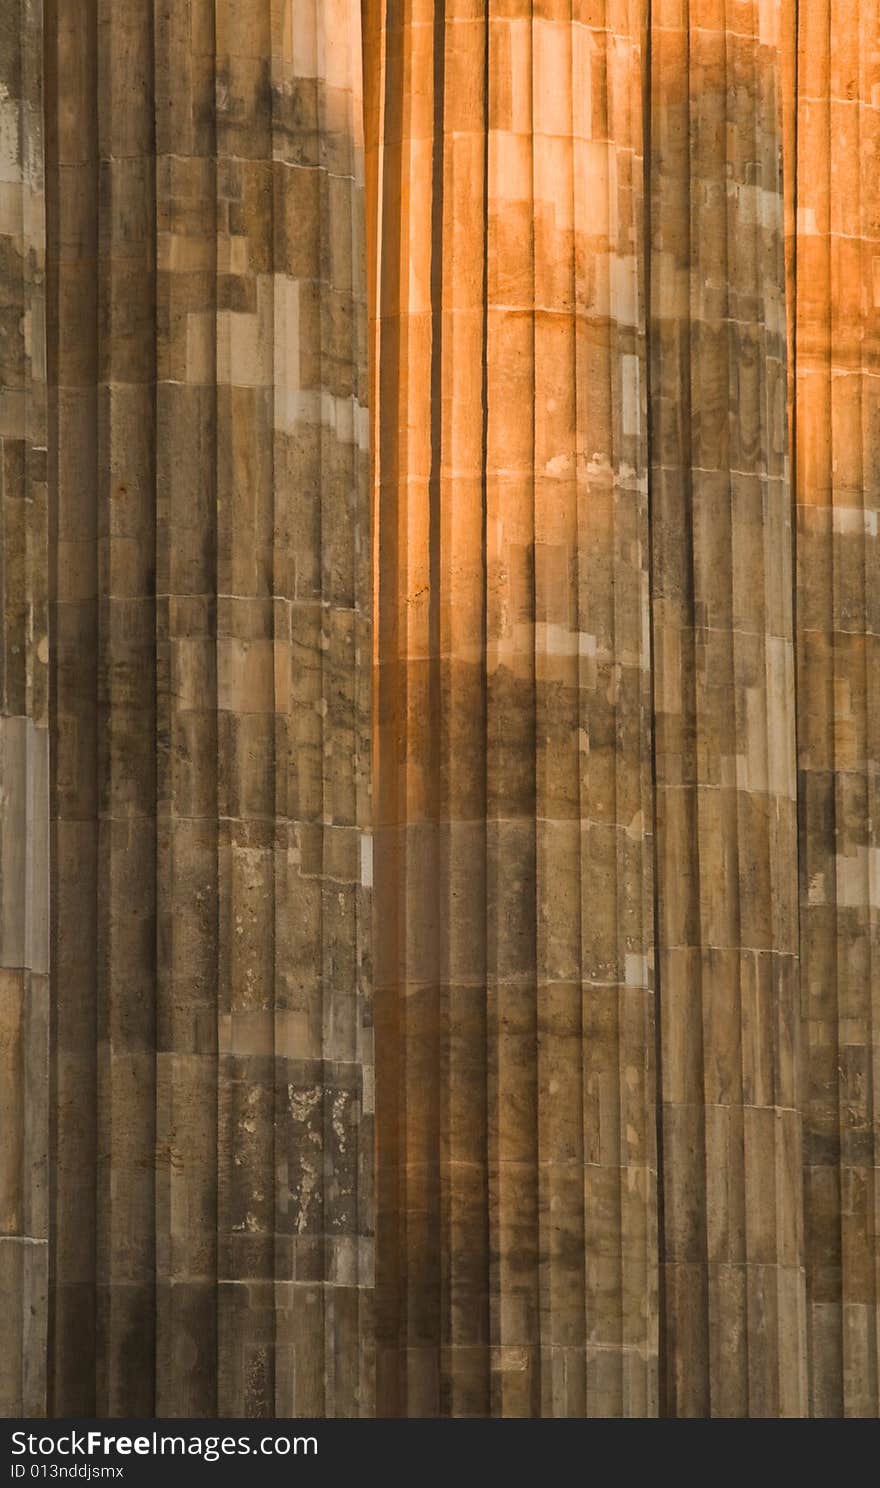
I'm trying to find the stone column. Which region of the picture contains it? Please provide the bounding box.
[367,0,658,1416]
[46,0,372,1415]
[793,0,880,1417]
[649,0,806,1416]
[0,0,49,1419]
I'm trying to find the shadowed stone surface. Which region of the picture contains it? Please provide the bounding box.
[649,0,805,1417]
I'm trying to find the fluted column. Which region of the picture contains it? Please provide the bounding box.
[368,0,657,1416]
[793,0,880,1417]
[153,0,218,1412]
[0,0,49,1419]
[650,0,805,1416]
[46,0,372,1415]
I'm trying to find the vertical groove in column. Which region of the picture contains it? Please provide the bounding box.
[794,0,880,1417]
[534,0,581,1417]
[153,0,219,1417]
[567,0,588,1419]
[367,0,430,1417]
[643,0,667,1424]
[45,0,99,1417]
[429,0,446,1419]
[850,0,879,1411]
[402,0,442,1415]
[485,0,539,1419]
[308,0,328,1415]
[367,0,404,1417]
[215,0,276,1413]
[650,0,805,1417]
[611,0,656,1415]
[440,0,491,1421]
[0,0,49,1419]
[369,0,656,1417]
[94,0,158,1415]
[351,0,375,1412]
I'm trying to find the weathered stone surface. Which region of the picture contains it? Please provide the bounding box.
[43,0,372,1417]
[1,0,878,1422]
[366,0,657,1416]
